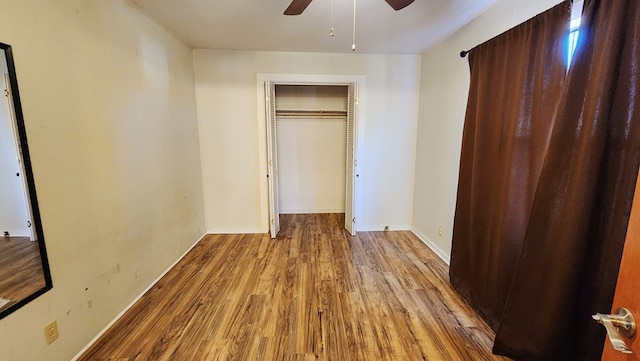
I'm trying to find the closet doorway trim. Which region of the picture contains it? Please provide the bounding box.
[257,73,366,237]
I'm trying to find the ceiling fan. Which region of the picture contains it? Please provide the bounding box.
[284,0,415,15]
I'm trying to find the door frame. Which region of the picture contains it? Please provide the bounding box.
[256,73,366,236]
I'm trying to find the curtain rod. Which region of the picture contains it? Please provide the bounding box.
[460,0,575,58]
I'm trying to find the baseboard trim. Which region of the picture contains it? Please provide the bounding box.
[70,232,208,361]
[206,228,265,234]
[358,224,412,232]
[411,227,451,265]
[280,209,346,214]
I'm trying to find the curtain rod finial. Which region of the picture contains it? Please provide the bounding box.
[460,50,469,58]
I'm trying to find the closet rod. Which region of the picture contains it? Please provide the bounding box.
[276,109,347,117]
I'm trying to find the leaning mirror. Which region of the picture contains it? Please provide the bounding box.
[0,42,52,319]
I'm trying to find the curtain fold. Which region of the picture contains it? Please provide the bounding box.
[451,0,640,359]
[450,1,571,330]
[493,0,640,359]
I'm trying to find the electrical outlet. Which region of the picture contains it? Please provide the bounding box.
[44,320,59,345]
[438,226,444,237]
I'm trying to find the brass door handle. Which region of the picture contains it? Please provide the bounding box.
[593,308,636,354]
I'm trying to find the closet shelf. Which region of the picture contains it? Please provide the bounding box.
[275,109,347,118]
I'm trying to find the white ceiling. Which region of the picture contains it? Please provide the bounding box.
[128,0,499,54]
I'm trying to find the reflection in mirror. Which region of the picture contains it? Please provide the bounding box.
[0,42,52,319]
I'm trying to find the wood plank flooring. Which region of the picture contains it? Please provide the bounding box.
[79,214,509,361]
[0,236,46,311]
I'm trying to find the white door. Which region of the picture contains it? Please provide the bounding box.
[265,81,280,238]
[345,83,358,235]
[598,168,640,359]
[3,73,35,241]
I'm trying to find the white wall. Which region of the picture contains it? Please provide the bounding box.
[275,85,348,111]
[276,85,347,214]
[412,0,564,263]
[0,53,30,236]
[0,1,205,360]
[195,50,421,232]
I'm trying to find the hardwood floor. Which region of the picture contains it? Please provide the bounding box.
[0,236,46,311]
[79,214,509,361]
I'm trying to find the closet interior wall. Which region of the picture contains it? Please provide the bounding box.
[275,85,348,214]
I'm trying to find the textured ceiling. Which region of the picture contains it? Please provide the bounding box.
[128,0,498,54]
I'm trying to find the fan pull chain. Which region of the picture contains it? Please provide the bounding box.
[352,0,356,51]
[329,0,335,36]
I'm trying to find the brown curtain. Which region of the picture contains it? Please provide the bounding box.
[450,1,571,331]
[451,0,640,359]
[493,0,640,359]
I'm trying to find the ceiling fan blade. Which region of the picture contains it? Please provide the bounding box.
[385,0,415,11]
[284,0,313,15]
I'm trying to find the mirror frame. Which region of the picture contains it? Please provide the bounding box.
[0,42,52,320]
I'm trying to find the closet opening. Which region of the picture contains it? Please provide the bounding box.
[262,78,361,238]
[275,84,348,216]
